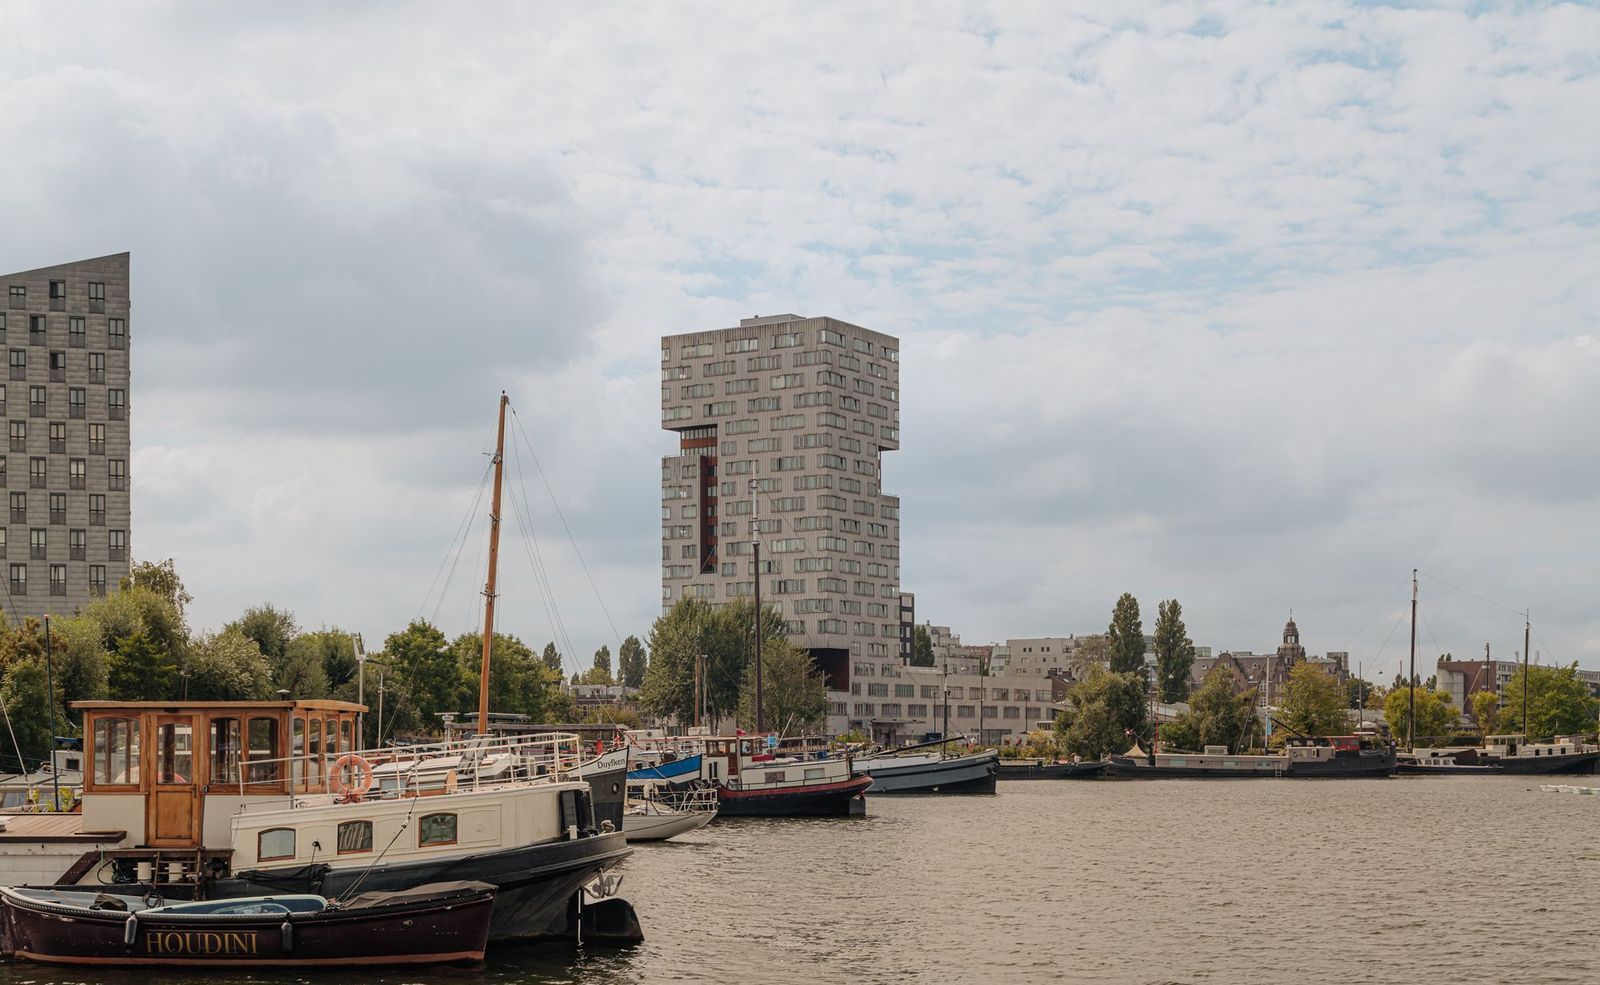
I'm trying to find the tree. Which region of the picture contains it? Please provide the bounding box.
[49,616,109,722]
[1152,599,1196,703]
[1071,635,1111,679]
[107,630,177,700]
[1383,687,1458,746]
[1470,690,1501,735]
[83,584,187,672]
[911,625,935,667]
[290,629,360,690]
[228,604,299,669]
[186,629,273,701]
[1345,677,1381,710]
[1497,664,1599,739]
[541,642,563,673]
[618,636,647,688]
[1162,664,1261,753]
[1279,663,1348,737]
[120,558,193,621]
[737,638,827,734]
[452,631,562,721]
[590,644,613,685]
[1106,593,1145,675]
[384,620,460,731]
[0,658,59,770]
[1054,668,1146,760]
[640,596,785,726]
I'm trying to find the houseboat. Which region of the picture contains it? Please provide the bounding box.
[995,758,1109,780]
[1400,735,1600,775]
[622,731,870,816]
[1107,734,1397,779]
[854,743,999,794]
[0,698,635,950]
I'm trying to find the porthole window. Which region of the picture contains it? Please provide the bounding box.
[418,813,457,847]
[258,827,295,861]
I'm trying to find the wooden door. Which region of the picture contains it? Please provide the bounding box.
[147,714,200,847]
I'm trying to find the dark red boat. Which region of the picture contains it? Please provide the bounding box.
[1,880,494,968]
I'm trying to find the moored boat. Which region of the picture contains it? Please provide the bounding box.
[1,880,495,968]
[855,748,998,794]
[995,758,1109,780]
[1108,734,1397,779]
[622,784,717,842]
[1400,735,1600,775]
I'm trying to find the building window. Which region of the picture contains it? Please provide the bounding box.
[258,828,295,862]
[86,351,104,384]
[8,421,24,453]
[49,492,65,525]
[69,458,85,489]
[28,457,44,489]
[337,820,373,854]
[68,387,85,419]
[108,318,125,349]
[108,458,125,490]
[88,422,104,454]
[47,280,66,310]
[418,813,457,847]
[68,316,85,348]
[0,527,6,558]
[8,564,24,596]
[87,281,105,313]
[48,421,65,453]
[0,383,6,415]
[69,528,85,560]
[49,563,65,596]
[28,386,45,418]
[29,315,45,345]
[6,286,22,309]
[108,529,126,561]
[108,389,125,420]
[48,350,65,383]
[89,564,106,596]
[8,492,23,523]
[30,528,45,560]
[8,349,24,380]
[89,494,104,525]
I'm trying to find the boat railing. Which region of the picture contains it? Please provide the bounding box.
[229,731,587,806]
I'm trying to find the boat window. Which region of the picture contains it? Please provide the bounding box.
[247,717,281,784]
[339,718,352,756]
[308,718,323,788]
[258,827,295,861]
[157,720,193,784]
[326,716,341,757]
[337,820,373,854]
[291,717,305,787]
[210,717,241,785]
[418,813,457,847]
[93,716,140,785]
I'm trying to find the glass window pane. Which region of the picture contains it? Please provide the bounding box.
[291,718,305,786]
[210,717,240,785]
[337,820,373,854]
[418,813,457,847]
[247,717,281,783]
[258,828,294,861]
[157,721,192,784]
[93,717,140,785]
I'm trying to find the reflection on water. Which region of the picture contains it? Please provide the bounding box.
[3,777,1595,985]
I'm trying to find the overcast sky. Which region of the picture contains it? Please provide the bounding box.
[1,2,1595,680]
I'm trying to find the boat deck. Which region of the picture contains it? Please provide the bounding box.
[0,813,124,843]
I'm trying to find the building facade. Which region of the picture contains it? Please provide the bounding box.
[1191,618,1348,705]
[660,314,901,733]
[844,654,1060,746]
[1435,656,1600,723]
[0,254,131,620]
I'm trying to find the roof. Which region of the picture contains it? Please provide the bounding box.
[71,699,365,713]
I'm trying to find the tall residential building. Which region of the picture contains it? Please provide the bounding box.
[0,254,132,620]
[660,314,901,705]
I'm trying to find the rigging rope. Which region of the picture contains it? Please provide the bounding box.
[417,456,494,621]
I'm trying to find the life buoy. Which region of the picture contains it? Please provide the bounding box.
[330,753,375,799]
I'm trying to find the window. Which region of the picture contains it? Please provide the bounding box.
[0,384,5,415]
[48,280,66,310]
[68,387,85,419]
[27,386,44,418]
[210,717,241,785]
[48,421,64,453]
[0,455,5,487]
[747,355,782,371]
[724,378,757,395]
[29,528,45,559]
[662,365,690,381]
[69,528,85,559]
[8,492,24,523]
[337,820,374,854]
[703,359,735,376]
[0,527,6,558]
[418,813,458,847]
[68,316,85,347]
[48,351,65,383]
[28,457,44,488]
[770,373,804,390]
[108,389,125,420]
[88,422,104,454]
[8,563,24,595]
[746,396,780,412]
[703,400,735,416]
[771,455,804,472]
[247,716,281,783]
[93,717,140,785]
[88,281,105,313]
[679,342,713,359]
[820,329,846,347]
[108,458,125,490]
[109,528,126,561]
[9,349,24,380]
[258,828,295,862]
[108,317,126,349]
[89,493,104,525]
[86,351,105,384]
[7,286,21,309]
[771,414,804,430]
[29,315,45,344]
[49,564,64,595]
[725,337,758,354]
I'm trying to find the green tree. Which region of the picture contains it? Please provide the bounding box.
[541,642,563,673]
[1470,690,1501,735]
[618,636,647,688]
[911,625,935,667]
[120,558,193,621]
[186,629,273,701]
[48,616,109,723]
[1152,599,1196,703]
[1054,668,1146,760]
[284,629,358,690]
[107,630,177,700]
[1163,664,1261,753]
[1071,635,1111,679]
[384,620,460,731]
[1345,677,1381,710]
[1279,663,1348,736]
[1498,664,1599,739]
[736,637,827,734]
[590,644,613,685]
[228,604,299,669]
[82,584,187,671]
[452,631,561,721]
[1106,593,1145,675]
[0,657,59,770]
[275,644,330,699]
[1383,687,1459,746]
[641,596,785,726]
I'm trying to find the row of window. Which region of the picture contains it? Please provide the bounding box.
[258,813,457,862]
[661,580,901,604]
[0,454,124,488]
[0,525,123,556]
[0,422,110,455]
[0,376,125,419]
[4,561,111,595]
[667,333,897,362]
[2,491,118,524]
[7,280,114,314]
[0,349,113,385]
[0,312,126,349]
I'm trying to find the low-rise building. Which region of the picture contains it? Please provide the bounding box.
[844,655,1060,745]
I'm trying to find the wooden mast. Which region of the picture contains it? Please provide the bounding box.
[478,392,509,737]
[1408,568,1417,752]
[1523,611,1531,740]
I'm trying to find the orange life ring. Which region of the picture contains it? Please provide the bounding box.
[331,753,375,799]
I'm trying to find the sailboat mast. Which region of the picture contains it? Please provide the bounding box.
[751,479,765,733]
[1523,611,1531,739]
[478,392,509,737]
[1408,568,1417,752]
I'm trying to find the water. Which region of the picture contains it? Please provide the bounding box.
[3,776,1594,984]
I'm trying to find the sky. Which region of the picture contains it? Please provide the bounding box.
[0,1,1596,681]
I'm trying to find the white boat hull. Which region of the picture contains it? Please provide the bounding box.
[622,809,714,842]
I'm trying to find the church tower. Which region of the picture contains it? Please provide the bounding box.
[1276,615,1306,666]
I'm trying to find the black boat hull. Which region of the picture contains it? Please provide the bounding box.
[1399,750,1597,775]
[996,760,1108,780]
[716,776,873,816]
[862,752,998,794]
[1106,754,1396,779]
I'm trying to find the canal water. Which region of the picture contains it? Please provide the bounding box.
[2,776,1593,984]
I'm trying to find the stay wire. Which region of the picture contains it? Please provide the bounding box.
[1340,578,1409,652]
[505,456,582,676]
[1417,570,1526,618]
[417,457,494,620]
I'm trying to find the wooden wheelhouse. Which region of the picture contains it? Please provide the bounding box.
[74,700,364,849]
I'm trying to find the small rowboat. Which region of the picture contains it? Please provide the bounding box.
[1,880,494,968]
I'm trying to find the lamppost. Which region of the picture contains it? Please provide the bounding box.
[354,633,367,752]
